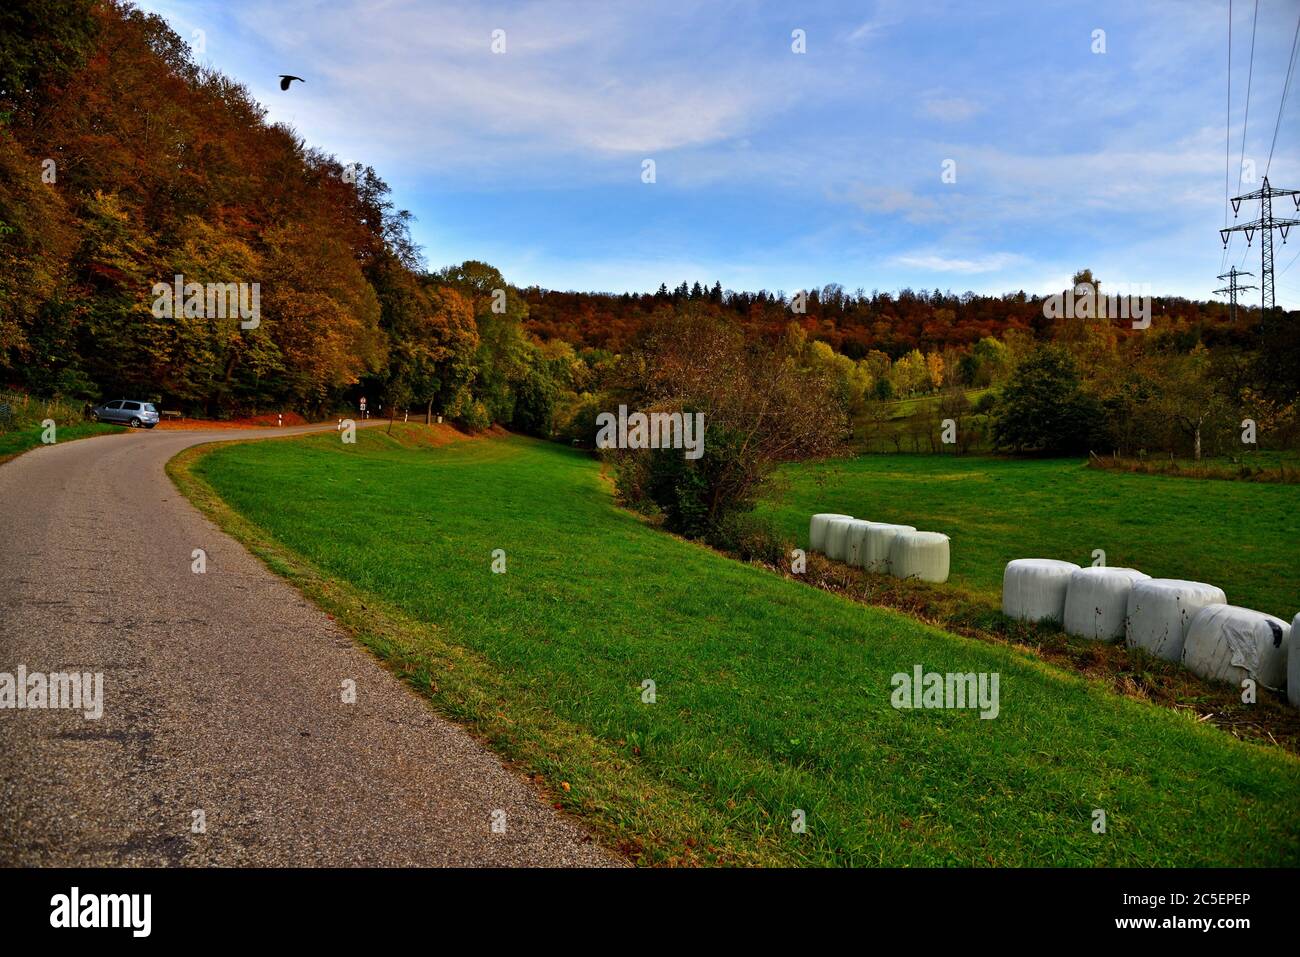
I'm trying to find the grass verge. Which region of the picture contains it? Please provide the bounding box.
[0,421,126,466]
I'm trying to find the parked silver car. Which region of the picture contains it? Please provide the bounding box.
[91,399,160,428]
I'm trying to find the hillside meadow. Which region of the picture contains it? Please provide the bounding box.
[171,426,1300,866]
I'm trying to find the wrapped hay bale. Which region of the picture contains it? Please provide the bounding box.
[888,531,950,583]
[843,519,874,567]
[809,513,853,553]
[861,523,916,573]
[824,517,857,561]
[1126,578,1226,663]
[1062,566,1150,641]
[1001,559,1080,624]
[1291,613,1300,709]
[1181,603,1290,691]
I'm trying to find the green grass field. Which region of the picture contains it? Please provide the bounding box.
[761,455,1300,620]
[0,421,124,464]
[181,427,1300,866]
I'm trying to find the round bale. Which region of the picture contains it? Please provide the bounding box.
[1126,578,1227,663]
[889,531,950,584]
[824,517,857,562]
[1290,613,1300,709]
[843,519,874,567]
[809,513,853,553]
[1181,603,1290,691]
[861,523,916,573]
[1062,566,1150,641]
[1001,559,1080,624]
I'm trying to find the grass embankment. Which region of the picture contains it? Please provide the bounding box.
[0,421,124,465]
[171,426,1300,866]
[0,392,126,465]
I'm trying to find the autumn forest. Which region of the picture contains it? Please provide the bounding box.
[2,1,1297,459]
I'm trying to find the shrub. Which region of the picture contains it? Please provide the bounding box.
[555,393,604,447]
[991,346,1103,455]
[609,308,845,539]
[706,510,789,566]
[456,398,492,433]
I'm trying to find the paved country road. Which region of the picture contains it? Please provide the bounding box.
[0,425,618,866]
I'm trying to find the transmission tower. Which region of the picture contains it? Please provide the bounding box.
[1213,266,1256,322]
[1220,176,1300,312]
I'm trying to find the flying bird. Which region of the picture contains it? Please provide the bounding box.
[278,75,304,91]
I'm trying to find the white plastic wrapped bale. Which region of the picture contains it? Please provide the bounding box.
[1001,559,1080,624]
[1125,578,1227,663]
[1291,613,1300,709]
[824,517,857,562]
[1061,566,1150,641]
[1181,603,1290,691]
[888,531,951,583]
[808,513,853,553]
[861,523,916,573]
[843,519,874,567]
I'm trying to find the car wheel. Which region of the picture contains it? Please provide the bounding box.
[130,417,142,428]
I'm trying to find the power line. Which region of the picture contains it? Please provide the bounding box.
[1278,245,1300,278]
[1236,0,1259,197]
[1264,8,1300,178]
[1222,0,1233,276]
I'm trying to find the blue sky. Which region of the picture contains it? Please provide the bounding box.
[137,0,1300,305]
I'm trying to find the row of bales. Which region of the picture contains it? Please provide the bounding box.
[807,512,1297,709]
[809,514,950,583]
[1001,559,1297,708]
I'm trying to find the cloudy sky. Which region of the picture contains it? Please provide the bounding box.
[137,0,1300,305]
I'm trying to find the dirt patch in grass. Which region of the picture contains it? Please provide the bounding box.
[154,411,311,430]
[378,421,508,448]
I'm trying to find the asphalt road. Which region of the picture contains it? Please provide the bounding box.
[0,424,618,866]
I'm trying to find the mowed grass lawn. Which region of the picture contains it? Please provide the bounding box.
[187,428,1300,866]
[762,455,1300,620]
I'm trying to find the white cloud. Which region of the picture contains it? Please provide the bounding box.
[893,252,1024,274]
[205,0,802,169]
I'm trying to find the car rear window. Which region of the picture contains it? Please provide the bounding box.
[142,403,157,412]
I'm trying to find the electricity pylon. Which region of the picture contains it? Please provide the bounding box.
[1213,267,1256,323]
[1219,176,1300,313]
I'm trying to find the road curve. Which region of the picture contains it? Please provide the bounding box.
[0,424,618,866]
